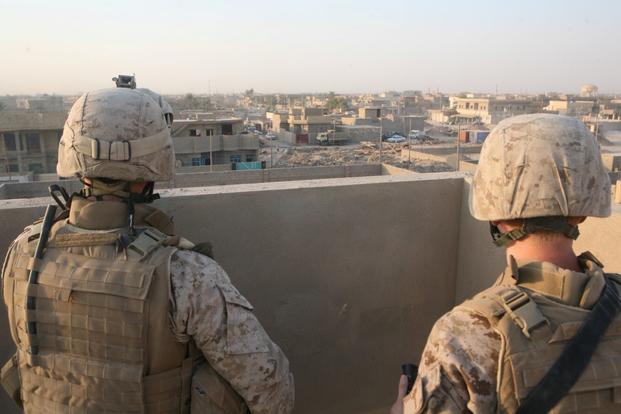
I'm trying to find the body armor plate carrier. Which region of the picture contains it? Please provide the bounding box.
[458,268,621,413]
[2,201,203,413]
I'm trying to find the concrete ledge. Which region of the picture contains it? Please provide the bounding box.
[0,165,385,200]
[0,172,618,413]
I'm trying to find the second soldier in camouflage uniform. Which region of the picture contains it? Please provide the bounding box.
[391,114,620,413]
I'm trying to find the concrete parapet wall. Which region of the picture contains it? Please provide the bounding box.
[167,164,382,188]
[0,174,619,413]
[0,173,464,413]
[0,179,83,200]
[402,150,448,163]
[0,165,384,200]
[380,164,414,175]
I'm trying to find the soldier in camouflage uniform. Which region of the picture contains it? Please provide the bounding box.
[1,87,294,413]
[391,114,620,413]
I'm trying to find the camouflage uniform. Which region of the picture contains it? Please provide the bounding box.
[398,114,616,413]
[169,250,294,414]
[0,87,295,413]
[403,256,608,413]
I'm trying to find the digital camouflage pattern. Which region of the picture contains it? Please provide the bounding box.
[403,308,501,413]
[470,114,611,221]
[57,88,175,181]
[169,250,295,414]
[403,257,610,413]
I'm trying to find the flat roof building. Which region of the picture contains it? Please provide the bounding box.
[171,118,259,167]
[0,111,66,176]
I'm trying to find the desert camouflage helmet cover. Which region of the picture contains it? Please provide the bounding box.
[57,88,174,181]
[470,114,611,221]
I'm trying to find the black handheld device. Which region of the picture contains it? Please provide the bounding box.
[401,363,418,394]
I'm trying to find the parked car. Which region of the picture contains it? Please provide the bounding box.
[386,134,406,143]
[265,132,277,140]
[408,130,421,139]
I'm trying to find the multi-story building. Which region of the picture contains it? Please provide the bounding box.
[271,107,332,144]
[452,97,538,124]
[171,117,259,167]
[544,97,596,117]
[0,111,66,175]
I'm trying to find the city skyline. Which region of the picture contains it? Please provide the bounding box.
[1,0,620,95]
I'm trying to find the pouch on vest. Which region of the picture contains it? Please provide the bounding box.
[191,362,249,414]
[0,353,21,409]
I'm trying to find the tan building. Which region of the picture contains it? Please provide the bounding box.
[428,108,458,123]
[171,118,259,166]
[544,98,595,117]
[359,107,382,119]
[272,107,332,144]
[452,97,537,124]
[0,111,66,176]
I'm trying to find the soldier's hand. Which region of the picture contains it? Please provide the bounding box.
[390,374,408,414]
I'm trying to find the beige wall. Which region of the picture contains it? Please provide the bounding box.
[0,165,385,199]
[0,174,619,413]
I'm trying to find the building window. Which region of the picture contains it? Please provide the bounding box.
[206,129,214,136]
[191,157,202,166]
[8,164,19,173]
[28,163,43,173]
[3,133,16,151]
[246,155,254,162]
[200,152,211,165]
[222,124,233,135]
[25,133,41,153]
[189,129,201,137]
[230,155,241,163]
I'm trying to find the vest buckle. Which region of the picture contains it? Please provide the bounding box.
[500,289,547,338]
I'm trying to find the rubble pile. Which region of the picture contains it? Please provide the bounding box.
[274,142,453,173]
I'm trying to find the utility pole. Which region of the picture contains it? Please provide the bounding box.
[456,123,461,172]
[209,134,213,172]
[408,117,412,167]
[594,98,600,140]
[270,143,274,168]
[379,118,383,164]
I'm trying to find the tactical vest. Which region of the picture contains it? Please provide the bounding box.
[458,259,621,414]
[1,199,202,413]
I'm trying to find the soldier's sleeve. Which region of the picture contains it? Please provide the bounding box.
[403,309,501,414]
[168,250,294,414]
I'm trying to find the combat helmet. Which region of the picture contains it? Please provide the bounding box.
[57,87,174,182]
[470,114,611,246]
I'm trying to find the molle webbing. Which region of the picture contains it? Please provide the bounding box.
[516,276,621,414]
[5,218,196,413]
[458,276,621,413]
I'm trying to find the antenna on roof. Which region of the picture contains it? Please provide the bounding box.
[112,74,136,89]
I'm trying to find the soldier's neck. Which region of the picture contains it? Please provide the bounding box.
[505,236,582,273]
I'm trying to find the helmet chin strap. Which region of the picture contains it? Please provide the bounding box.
[490,216,580,247]
[77,178,160,234]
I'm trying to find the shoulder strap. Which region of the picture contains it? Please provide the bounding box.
[457,285,547,338]
[516,275,621,414]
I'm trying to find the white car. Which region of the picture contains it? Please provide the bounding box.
[408,130,421,139]
[386,134,406,143]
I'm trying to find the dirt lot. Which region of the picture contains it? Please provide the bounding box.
[273,141,454,173]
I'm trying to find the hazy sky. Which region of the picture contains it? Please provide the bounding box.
[1,0,620,95]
